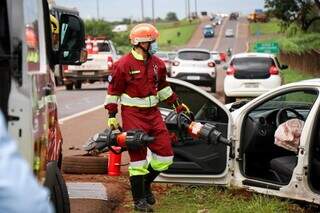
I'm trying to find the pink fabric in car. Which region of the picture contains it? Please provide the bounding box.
[274,118,305,153]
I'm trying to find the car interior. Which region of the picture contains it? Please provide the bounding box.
[239,89,319,185]
[0,1,11,121]
[159,83,229,175]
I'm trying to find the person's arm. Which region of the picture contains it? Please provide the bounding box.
[0,112,53,213]
[104,61,127,128]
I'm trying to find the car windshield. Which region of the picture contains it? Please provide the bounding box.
[168,53,176,60]
[232,57,273,70]
[97,42,111,52]
[178,51,210,61]
[254,90,318,111]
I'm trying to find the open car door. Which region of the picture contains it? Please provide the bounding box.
[156,78,233,185]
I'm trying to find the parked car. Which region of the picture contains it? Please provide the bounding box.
[203,25,215,38]
[224,53,288,103]
[65,38,119,90]
[155,51,176,76]
[225,29,234,37]
[158,77,320,206]
[171,48,216,92]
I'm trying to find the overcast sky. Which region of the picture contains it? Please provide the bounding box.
[55,0,265,21]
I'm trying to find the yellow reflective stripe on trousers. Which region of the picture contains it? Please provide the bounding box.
[150,153,173,172]
[104,94,119,105]
[157,86,173,101]
[120,93,159,107]
[128,160,149,176]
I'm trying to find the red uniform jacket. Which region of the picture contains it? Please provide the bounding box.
[105,50,177,114]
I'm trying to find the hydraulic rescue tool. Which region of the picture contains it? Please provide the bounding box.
[165,111,232,147]
[83,128,155,155]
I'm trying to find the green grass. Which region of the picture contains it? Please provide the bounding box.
[156,20,199,50]
[277,33,320,54]
[250,19,281,35]
[155,185,304,213]
[283,68,315,84]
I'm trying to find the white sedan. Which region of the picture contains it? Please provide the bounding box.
[171,48,217,92]
[224,52,288,103]
[158,77,320,206]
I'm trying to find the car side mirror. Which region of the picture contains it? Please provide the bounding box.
[281,64,288,70]
[223,66,228,71]
[58,14,87,65]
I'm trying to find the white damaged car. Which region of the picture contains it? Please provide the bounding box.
[158,78,320,205]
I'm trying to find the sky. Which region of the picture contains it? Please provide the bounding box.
[55,0,265,21]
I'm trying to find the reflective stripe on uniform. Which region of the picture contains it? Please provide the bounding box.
[157,86,173,101]
[104,94,120,105]
[128,159,149,176]
[120,93,159,108]
[150,153,173,172]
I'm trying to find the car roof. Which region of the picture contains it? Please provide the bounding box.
[232,52,275,58]
[210,51,219,54]
[178,48,210,53]
[204,24,213,28]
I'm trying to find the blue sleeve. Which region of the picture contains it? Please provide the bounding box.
[0,112,53,213]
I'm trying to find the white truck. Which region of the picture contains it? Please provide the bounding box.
[65,38,119,90]
[1,0,86,212]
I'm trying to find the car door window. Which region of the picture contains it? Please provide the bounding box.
[159,83,228,123]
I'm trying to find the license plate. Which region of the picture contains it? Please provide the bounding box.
[82,71,95,76]
[187,76,200,80]
[245,83,259,88]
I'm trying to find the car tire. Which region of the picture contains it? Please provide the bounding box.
[65,83,73,90]
[75,81,82,90]
[210,79,216,93]
[44,161,70,213]
[62,155,107,174]
[224,95,236,104]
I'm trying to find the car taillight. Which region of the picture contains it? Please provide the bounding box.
[172,61,180,66]
[62,65,68,72]
[269,66,279,75]
[226,66,236,75]
[208,61,215,67]
[107,56,113,70]
[219,53,226,62]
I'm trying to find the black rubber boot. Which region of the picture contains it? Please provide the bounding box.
[145,166,160,205]
[130,175,153,212]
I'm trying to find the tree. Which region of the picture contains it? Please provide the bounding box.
[84,19,113,38]
[265,0,320,31]
[165,12,179,22]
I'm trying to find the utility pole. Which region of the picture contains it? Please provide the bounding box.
[194,0,198,18]
[96,0,100,19]
[141,0,144,22]
[185,0,188,19]
[152,0,155,25]
[187,0,191,21]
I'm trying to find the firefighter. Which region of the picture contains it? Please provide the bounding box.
[104,23,189,212]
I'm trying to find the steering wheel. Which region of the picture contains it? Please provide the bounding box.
[276,107,304,127]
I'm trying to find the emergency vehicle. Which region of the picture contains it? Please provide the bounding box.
[0,0,86,212]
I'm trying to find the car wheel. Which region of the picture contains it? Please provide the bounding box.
[44,161,70,213]
[62,155,107,174]
[210,79,216,93]
[224,94,236,104]
[75,81,82,90]
[65,83,73,90]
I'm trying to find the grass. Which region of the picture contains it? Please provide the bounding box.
[277,33,320,54]
[250,19,281,35]
[283,68,315,84]
[155,185,305,213]
[156,20,199,51]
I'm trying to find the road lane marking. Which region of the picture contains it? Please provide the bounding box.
[213,18,228,50]
[59,104,104,124]
[197,38,204,48]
